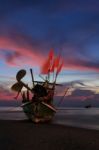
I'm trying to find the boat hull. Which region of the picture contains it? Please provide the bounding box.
[21,101,56,123]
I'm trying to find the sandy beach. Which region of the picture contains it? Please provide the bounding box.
[0,120,99,150]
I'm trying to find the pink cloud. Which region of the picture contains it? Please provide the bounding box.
[0,36,44,67]
[0,85,14,101]
[0,34,99,73]
[63,56,99,72]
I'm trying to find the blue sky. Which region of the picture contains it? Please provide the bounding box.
[0,0,99,105]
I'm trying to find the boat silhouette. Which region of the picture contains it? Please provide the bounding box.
[11,50,63,123]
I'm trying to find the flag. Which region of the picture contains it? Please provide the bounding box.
[49,48,54,60]
[41,49,54,74]
[54,55,60,68]
[50,55,60,72]
[50,61,55,72]
[56,60,63,75]
[41,57,50,74]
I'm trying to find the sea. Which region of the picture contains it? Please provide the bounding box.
[0,107,99,130]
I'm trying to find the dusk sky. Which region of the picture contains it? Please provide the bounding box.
[0,0,99,106]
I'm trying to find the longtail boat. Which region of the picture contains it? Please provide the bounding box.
[11,50,63,123]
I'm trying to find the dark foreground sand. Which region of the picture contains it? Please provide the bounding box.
[0,120,99,150]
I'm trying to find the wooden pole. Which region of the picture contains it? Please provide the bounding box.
[57,87,69,107]
[30,68,34,87]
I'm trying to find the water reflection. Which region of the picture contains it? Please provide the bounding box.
[1,107,99,130]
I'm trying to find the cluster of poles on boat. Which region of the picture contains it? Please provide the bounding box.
[11,49,69,108]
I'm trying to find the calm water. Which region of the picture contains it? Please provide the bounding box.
[0,107,99,130]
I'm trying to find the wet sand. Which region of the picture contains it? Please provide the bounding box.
[0,120,99,150]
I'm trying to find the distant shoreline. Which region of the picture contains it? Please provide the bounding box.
[1,108,99,131]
